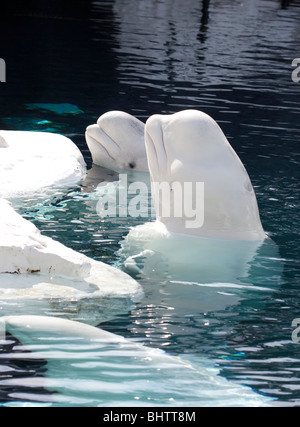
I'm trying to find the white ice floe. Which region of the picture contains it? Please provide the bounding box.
[0,131,87,203]
[0,199,143,322]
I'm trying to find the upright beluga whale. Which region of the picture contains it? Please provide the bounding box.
[120,110,281,291]
[145,110,266,241]
[85,111,148,172]
[0,315,272,407]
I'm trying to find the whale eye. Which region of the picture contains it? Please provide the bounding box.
[129,162,136,169]
[244,181,253,192]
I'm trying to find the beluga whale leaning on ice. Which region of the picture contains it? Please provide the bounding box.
[85,111,148,172]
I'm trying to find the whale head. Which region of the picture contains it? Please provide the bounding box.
[85,111,148,172]
[145,110,266,241]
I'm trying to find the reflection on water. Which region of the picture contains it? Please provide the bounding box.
[0,0,300,406]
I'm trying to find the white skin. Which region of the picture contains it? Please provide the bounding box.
[0,134,8,147]
[145,110,266,241]
[85,111,148,172]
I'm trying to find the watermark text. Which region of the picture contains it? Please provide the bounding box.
[292,318,300,343]
[0,58,6,83]
[96,174,205,229]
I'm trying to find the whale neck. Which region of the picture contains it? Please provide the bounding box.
[162,219,266,242]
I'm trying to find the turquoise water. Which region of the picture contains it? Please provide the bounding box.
[0,0,300,406]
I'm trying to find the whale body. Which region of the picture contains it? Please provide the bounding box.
[145,110,266,241]
[85,111,148,172]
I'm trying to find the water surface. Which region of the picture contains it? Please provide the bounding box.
[0,0,300,406]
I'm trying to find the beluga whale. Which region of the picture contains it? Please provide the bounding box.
[120,110,281,290]
[117,110,282,374]
[145,109,266,241]
[85,111,148,172]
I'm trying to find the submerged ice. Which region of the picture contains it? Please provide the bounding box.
[0,316,273,407]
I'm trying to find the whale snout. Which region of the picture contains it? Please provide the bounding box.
[85,124,102,145]
[145,115,169,179]
[145,115,163,145]
[85,123,121,168]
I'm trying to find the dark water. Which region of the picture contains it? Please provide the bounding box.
[0,0,300,406]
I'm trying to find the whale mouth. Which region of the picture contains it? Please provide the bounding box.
[86,125,120,163]
[145,116,168,181]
